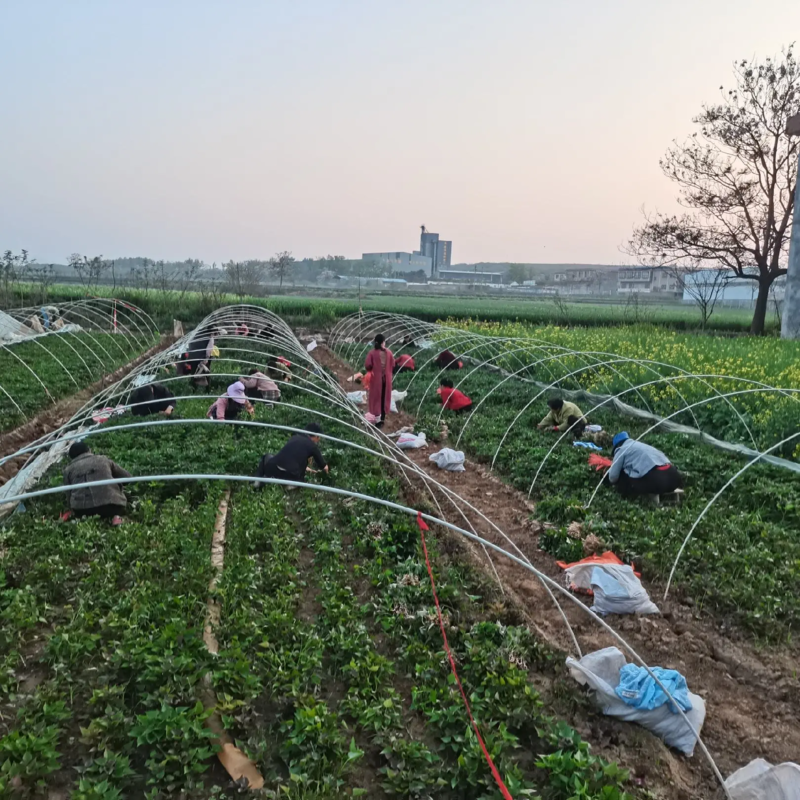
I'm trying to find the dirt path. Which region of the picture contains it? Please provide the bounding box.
[313,342,800,800]
[0,337,174,487]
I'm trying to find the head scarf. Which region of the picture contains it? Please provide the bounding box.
[227,381,247,405]
[612,431,630,449]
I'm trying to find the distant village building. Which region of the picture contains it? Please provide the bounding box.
[552,267,618,295]
[618,267,681,297]
[415,226,452,277]
[437,269,503,285]
[681,268,786,307]
[364,225,452,278]
[361,252,432,273]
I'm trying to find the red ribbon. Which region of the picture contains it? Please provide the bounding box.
[415,512,514,800]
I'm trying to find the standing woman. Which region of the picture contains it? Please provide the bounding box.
[364,334,395,427]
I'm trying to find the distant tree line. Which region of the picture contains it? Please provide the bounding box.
[0,248,425,309]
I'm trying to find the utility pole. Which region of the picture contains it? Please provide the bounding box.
[780,112,800,339]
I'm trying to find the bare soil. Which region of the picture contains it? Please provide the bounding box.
[0,338,174,488]
[312,342,800,800]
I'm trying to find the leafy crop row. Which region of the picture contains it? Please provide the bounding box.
[389,361,800,637]
[0,342,639,798]
[0,332,156,432]
[441,319,800,453]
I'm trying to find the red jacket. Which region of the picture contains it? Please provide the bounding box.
[438,386,472,411]
[396,354,415,370]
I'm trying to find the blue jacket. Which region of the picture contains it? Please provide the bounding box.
[608,439,670,484]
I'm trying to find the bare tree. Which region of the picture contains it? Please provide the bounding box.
[0,250,29,307]
[549,292,570,325]
[129,258,156,297]
[627,45,800,334]
[269,251,295,289]
[198,262,226,308]
[622,290,654,325]
[224,260,267,299]
[23,261,57,306]
[69,254,114,293]
[668,264,730,329]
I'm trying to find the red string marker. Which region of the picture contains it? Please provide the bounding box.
[415,512,514,800]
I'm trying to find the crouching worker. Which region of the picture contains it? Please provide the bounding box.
[207,381,255,420]
[435,349,463,370]
[128,382,177,417]
[607,432,684,497]
[61,442,131,526]
[437,378,472,414]
[537,397,585,432]
[240,369,281,402]
[393,353,415,374]
[253,422,329,487]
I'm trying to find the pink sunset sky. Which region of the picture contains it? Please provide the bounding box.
[1,0,797,265]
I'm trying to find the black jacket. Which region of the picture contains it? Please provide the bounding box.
[258,434,326,482]
[130,383,177,416]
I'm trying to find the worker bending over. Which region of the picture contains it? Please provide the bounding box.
[207,381,255,420]
[435,350,463,370]
[537,397,585,432]
[393,353,415,374]
[61,442,131,526]
[437,378,472,413]
[128,382,177,417]
[254,422,329,486]
[607,432,684,497]
[240,369,281,402]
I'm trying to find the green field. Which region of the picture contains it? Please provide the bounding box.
[0,348,638,799]
[8,283,766,333]
[0,331,158,432]
[334,340,800,638]
[439,319,800,454]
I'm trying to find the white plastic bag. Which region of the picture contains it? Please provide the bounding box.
[390,389,407,414]
[429,448,466,472]
[397,431,427,449]
[347,391,367,405]
[590,565,659,616]
[566,647,705,756]
[306,340,317,352]
[564,563,659,616]
[725,759,800,800]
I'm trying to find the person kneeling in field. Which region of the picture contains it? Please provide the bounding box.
[128,382,177,417]
[537,397,585,432]
[240,368,281,402]
[253,422,329,487]
[393,353,415,374]
[437,378,472,414]
[207,381,255,421]
[61,442,132,526]
[606,432,684,497]
[435,349,463,370]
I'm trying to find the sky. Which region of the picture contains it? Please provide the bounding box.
[1,1,798,266]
